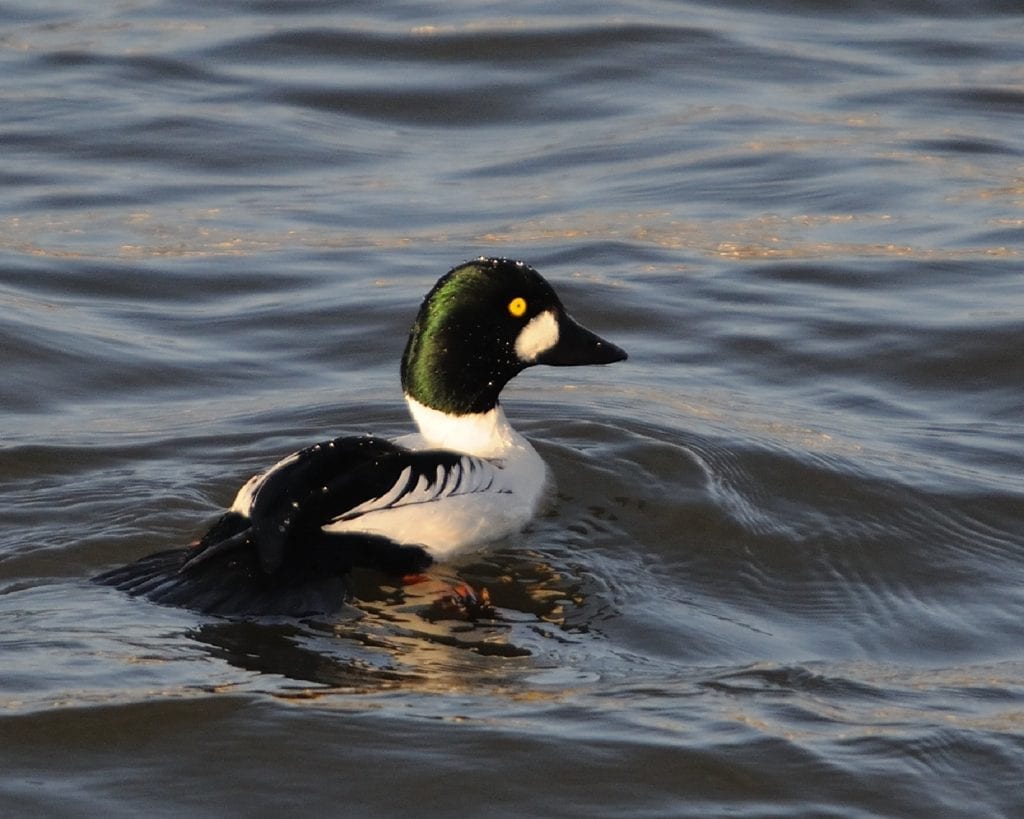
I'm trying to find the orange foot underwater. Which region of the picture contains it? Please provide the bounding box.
[424,581,496,622]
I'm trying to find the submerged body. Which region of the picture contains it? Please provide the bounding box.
[95,257,626,615]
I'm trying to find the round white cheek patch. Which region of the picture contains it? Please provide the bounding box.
[514,309,560,362]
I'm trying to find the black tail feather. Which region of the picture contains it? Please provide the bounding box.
[94,533,432,617]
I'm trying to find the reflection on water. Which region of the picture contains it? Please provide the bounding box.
[5,207,1018,264]
[185,548,613,694]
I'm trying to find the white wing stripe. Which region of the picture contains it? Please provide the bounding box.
[326,457,501,526]
[337,466,411,520]
[412,473,430,499]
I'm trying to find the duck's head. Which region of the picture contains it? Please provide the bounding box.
[401,257,627,416]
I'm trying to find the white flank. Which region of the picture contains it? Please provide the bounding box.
[324,394,553,557]
[514,309,559,363]
[323,444,549,558]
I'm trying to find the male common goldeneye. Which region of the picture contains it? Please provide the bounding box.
[95,257,627,616]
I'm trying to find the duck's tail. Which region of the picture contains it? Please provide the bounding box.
[93,529,431,618]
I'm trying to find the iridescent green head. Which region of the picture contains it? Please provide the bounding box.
[400,257,627,415]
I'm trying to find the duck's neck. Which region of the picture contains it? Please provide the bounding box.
[405,395,524,458]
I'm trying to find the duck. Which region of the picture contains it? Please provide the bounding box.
[94,257,627,616]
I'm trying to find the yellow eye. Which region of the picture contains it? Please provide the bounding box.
[508,297,527,318]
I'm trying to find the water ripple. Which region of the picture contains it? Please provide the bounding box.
[3,1,1024,815]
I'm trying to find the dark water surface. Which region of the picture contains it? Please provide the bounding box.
[2,1,1023,816]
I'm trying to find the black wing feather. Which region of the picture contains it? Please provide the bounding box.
[94,435,443,617]
[244,436,471,573]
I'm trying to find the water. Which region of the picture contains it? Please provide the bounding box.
[2,1,1023,815]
